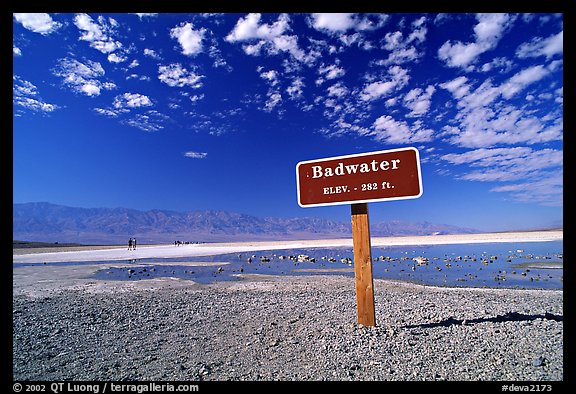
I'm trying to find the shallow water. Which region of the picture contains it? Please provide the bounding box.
[86,240,562,289]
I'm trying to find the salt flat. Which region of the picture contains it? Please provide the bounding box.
[13,230,562,264]
[13,230,564,381]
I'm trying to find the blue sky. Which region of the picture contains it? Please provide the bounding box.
[12,12,563,232]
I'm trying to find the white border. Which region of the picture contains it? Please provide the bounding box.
[296,147,423,208]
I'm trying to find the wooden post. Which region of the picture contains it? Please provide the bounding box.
[351,203,376,327]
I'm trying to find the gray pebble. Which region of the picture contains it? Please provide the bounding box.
[12,277,563,381]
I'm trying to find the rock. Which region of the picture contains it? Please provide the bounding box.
[12,271,564,381]
[199,365,210,375]
[532,356,545,367]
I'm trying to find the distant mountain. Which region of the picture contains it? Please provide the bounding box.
[13,202,479,244]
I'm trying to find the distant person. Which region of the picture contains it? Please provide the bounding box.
[133,238,137,250]
[128,238,133,251]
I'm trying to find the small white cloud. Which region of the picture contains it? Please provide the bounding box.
[440,76,470,99]
[170,22,206,56]
[93,107,123,117]
[13,75,59,113]
[259,69,279,85]
[74,13,123,55]
[158,63,203,88]
[403,85,436,117]
[108,53,127,63]
[438,13,512,69]
[80,83,101,96]
[378,18,427,65]
[122,110,169,132]
[134,13,158,19]
[264,91,282,112]
[286,77,305,100]
[360,65,409,101]
[318,63,346,81]
[310,13,356,33]
[226,13,290,42]
[189,94,205,103]
[372,115,434,143]
[144,48,162,60]
[113,93,153,109]
[13,46,22,56]
[52,57,116,97]
[361,81,395,101]
[500,65,549,99]
[440,147,563,206]
[516,30,563,59]
[14,13,61,35]
[184,151,208,159]
[326,82,348,98]
[226,13,308,63]
[310,13,388,34]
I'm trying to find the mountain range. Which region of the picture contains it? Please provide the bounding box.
[13,202,479,244]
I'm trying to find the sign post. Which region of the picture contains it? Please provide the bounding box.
[351,202,375,326]
[296,147,423,327]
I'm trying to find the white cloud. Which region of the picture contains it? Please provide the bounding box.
[309,13,388,34]
[264,91,282,112]
[170,22,205,56]
[516,30,563,59]
[438,13,513,69]
[158,64,203,88]
[74,13,123,55]
[184,151,208,159]
[445,106,561,148]
[377,17,427,65]
[259,69,279,86]
[490,174,562,207]
[439,76,470,99]
[52,57,116,97]
[438,62,560,149]
[479,57,514,73]
[360,65,409,101]
[134,13,158,19]
[361,81,395,101]
[326,82,348,98]
[226,13,307,63]
[14,13,61,35]
[441,147,563,181]
[500,65,549,99]
[93,107,123,117]
[108,53,127,63]
[113,93,153,109]
[144,48,162,60]
[13,75,59,114]
[403,85,436,117]
[440,147,563,206]
[286,77,305,100]
[226,13,290,42]
[310,13,356,33]
[189,94,204,103]
[122,110,169,132]
[317,63,346,82]
[80,83,102,96]
[13,46,22,56]
[372,115,434,144]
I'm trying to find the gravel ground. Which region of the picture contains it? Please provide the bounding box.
[13,274,563,381]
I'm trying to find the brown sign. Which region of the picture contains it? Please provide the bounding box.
[296,147,422,207]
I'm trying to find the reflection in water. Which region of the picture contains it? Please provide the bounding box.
[90,241,562,289]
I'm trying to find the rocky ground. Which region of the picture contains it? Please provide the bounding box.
[12,274,563,381]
